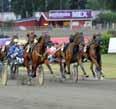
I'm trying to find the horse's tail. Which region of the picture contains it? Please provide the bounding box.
[86,45,89,54]
[96,46,102,68]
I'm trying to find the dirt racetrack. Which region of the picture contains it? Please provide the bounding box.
[0,74,116,109]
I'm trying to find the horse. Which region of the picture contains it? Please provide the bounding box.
[53,32,88,81]
[0,47,6,60]
[86,34,104,79]
[0,44,9,85]
[23,35,54,84]
[0,45,7,75]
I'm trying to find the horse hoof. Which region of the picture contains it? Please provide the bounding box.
[94,77,98,80]
[85,75,89,78]
[66,72,70,75]
[27,81,32,86]
[62,75,66,79]
[52,75,56,80]
[100,76,104,80]
[60,78,65,82]
[83,75,89,78]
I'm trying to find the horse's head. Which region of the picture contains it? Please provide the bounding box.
[73,32,81,45]
[37,35,46,45]
[93,34,102,47]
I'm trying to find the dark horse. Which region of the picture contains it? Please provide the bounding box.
[24,35,54,83]
[86,34,104,79]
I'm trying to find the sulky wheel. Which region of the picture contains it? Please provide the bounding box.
[1,61,8,86]
[36,65,44,86]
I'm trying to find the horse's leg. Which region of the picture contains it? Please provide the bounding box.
[44,59,54,74]
[60,61,66,79]
[74,63,79,82]
[90,57,101,79]
[90,61,96,78]
[96,51,104,79]
[32,63,37,78]
[24,60,31,77]
[66,61,71,78]
[65,62,71,75]
[98,64,104,79]
[78,57,89,78]
[24,61,33,85]
[64,63,67,74]
[44,59,57,80]
[60,61,67,73]
[100,71,104,80]
[95,65,104,80]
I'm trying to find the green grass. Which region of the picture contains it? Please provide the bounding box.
[101,54,116,78]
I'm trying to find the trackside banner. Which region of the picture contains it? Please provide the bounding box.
[108,38,116,53]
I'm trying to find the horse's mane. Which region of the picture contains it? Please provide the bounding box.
[73,32,81,45]
[37,36,43,43]
[87,36,102,67]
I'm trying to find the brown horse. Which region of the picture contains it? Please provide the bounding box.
[53,32,88,81]
[0,45,8,61]
[24,35,54,83]
[0,45,8,85]
[86,34,104,79]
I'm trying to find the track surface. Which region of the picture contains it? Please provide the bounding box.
[0,76,116,109]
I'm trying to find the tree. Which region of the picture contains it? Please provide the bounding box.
[0,0,10,12]
[69,0,87,9]
[11,0,40,18]
[69,0,79,9]
[86,0,107,10]
[105,0,116,11]
[44,0,70,11]
[78,0,87,9]
[97,12,116,23]
[0,0,3,12]
[3,0,10,11]
[86,0,116,10]
[47,0,61,10]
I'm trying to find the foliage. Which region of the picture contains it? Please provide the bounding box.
[8,0,116,18]
[101,32,112,54]
[0,0,3,12]
[105,0,116,11]
[11,0,40,18]
[10,0,87,18]
[97,12,116,23]
[69,0,87,9]
[86,0,106,10]
[86,0,116,11]
[0,0,10,12]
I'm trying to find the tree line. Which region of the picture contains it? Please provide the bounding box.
[0,0,116,18]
